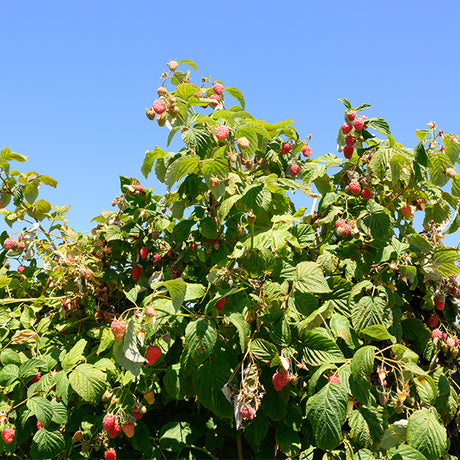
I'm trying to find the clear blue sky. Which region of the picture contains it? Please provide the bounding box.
[1,1,460,245]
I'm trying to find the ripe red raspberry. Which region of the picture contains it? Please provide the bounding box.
[108,423,121,439]
[400,205,412,219]
[215,125,229,140]
[346,111,356,121]
[427,315,439,329]
[349,181,361,195]
[432,329,445,341]
[328,375,341,384]
[213,83,224,95]
[353,118,365,132]
[281,143,292,155]
[1,427,15,444]
[132,404,144,420]
[103,414,117,432]
[341,123,352,135]
[104,449,117,460]
[272,370,290,391]
[301,145,311,158]
[17,266,25,274]
[190,242,197,251]
[290,164,300,176]
[152,253,161,264]
[194,91,203,98]
[152,100,166,114]
[335,219,345,229]
[240,405,254,420]
[342,224,352,237]
[3,238,14,251]
[434,294,445,311]
[37,420,44,430]
[146,346,161,366]
[122,423,135,438]
[140,247,149,259]
[216,297,226,311]
[343,145,354,159]
[111,320,127,340]
[361,188,371,201]
[136,184,144,193]
[17,242,25,251]
[209,94,220,107]
[345,135,356,147]
[132,266,141,281]
[32,373,41,383]
[455,337,459,347]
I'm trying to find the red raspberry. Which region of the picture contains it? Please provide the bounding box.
[32,373,41,383]
[432,329,445,340]
[361,188,371,201]
[122,423,135,438]
[455,337,459,347]
[1,428,15,444]
[343,145,354,159]
[240,405,254,420]
[341,123,352,135]
[152,100,166,114]
[132,265,141,281]
[132,404,144,420]
[335,219,345,229]
[111,320,127,340]
[216,297,226,311]
[190,243,197,251]
[290,164,300,176]
[346,111,356,121]
[427,315,439,329]
[209,94,220,107]
[152,253,162,264]
[140,248,149,259]
[434,295,445,311]
[342,224,352,237]
[146,346,161,366]
[301,145,311,158]
[18,265,26,274]
[17,242,25,251]
[353,118,365,131]
[213,83,224,95]
[451,287,459,297]
[416,198,426,210]
[135,184,144,193]
[194,91,203,98]
[328,375,341,384]
[281,143,292,155]
[3,238,14,251]
[349,181,361,195]
[84,269,91,279]
[37,420,43,430]
[103,414,117,432]
[105,449,117,460]
[108,424,121,439]
[272,370,290,391]
[401,205,412,219]
[215,125,229,140]
[345,135,356,147]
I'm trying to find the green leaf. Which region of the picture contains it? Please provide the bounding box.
[413,376,438,405]
[175,82,200,99]
[338,98,352,109]
[349,406,385,448]
[219,194,241,222]
[0,349,21,366]
[354,450,375,460]
[360,324,393,342]
[276,424,301,456]
[305,382,348,450]
[61,338,87,370]
[351,346,375,387]
[31,429,65,460]
[165,154,200,189]
[388,443,428,460]
[241,183,271,213]
[185,318,217,365]
[159,421,193,452]
[227,313,250,352]
[123,319,145,363]
[161,279,187,311]
[27,397,53,425]
[164,364,182,400]
[352,296,392,332]
[250,338,278,363]
[244,412,269,452]
[379,420,408,451]
[301,330,346,367]
[367,117,392,136]
[24,182,39,204]
[54,371,70,404]
[68,364,106,402]
[113,339,142,377]
[178,59,198,71]
[406,409,447,460]
[0,364,19,385]
[50,400,67,424]
[19,358,45,377]
[141,147,165,179]
[224,87,245,109]
[97,327,114,355]
[360,212,392,240]
[32,199,51,221]
[429,152,452,187]
[1,147,27,162]
[431,248,460,277]
[293,262,331,294]
[270,314,291,347]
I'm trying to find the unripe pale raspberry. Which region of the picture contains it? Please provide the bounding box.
[346,111,356,121]
[446,167,456,178]
[343,145,354,159]
[194,91,203,98]
[132,266,141,281]
[209,176,221,189]
[122,423,135,438]
[3,238,14,251]
[1,427,15,443]
[301,145,311,157]
[240,405,254,420]
[328,375,341,384]
[349,181,361,195]
[215,125,229,140]
[281,143,292,155]
[213,83,224,95]
[237,137,250,150]
[146,346,161,366]
[105,449,117,460]
[144,391,155,405]
[342,123,353,135]
[157,87,168,97]
[209,94,220,107]
[167,60,178,72]
[290,164,300,176]
[345,135,356,147]
[432,329,444,340]
[153,100,166,114]
[361,188,371,201]
[146,108,155,120]
[353,118,365,131]
[111,320,127,340]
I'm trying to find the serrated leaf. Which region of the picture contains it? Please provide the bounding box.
[0,364,19,385]
[185,318,217,365]
[24,182,39,204]
[32,199,51,221]
[161,279,187,311]
[19,358,45,377]
[97,327,114,354]
[302,330,345,367]
[352,296,392,332]
[406,409,447,460]
[270,314,291,347]
[413,376,438,405]
[276,424,301,456]
[175,82,200,99]
[367,117,392,136]
[388,443,427,460]
[250,338,278,363]
[123,319,144,363]
[113,339,142,377]
[360,324,393,342]
[351,346,375,387]
[244,412,269,452]
[349,406,385,448]
[31,429,65,459]
[224,87,245,109]
[305,382,348,450]
[27,397,53,425]
[227,313,250,352]
[165,154,200,190]
[50,400,67,424]
[293,261,330,294]
[241,183,271,213]
[338,98,352,109]
[159,421,196,452]
[61,338,87,370]
[219,194,241,222]
[68,364,106,402]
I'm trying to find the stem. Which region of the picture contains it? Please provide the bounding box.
[236,436,244,460]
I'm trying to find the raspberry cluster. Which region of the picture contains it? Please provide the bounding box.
[340,110,368,159]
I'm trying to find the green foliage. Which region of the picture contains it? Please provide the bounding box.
[0,59,459,459]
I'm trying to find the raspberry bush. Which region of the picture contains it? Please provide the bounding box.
[0,60,460,459]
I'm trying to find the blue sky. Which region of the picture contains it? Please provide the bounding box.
[1,1,460,245]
